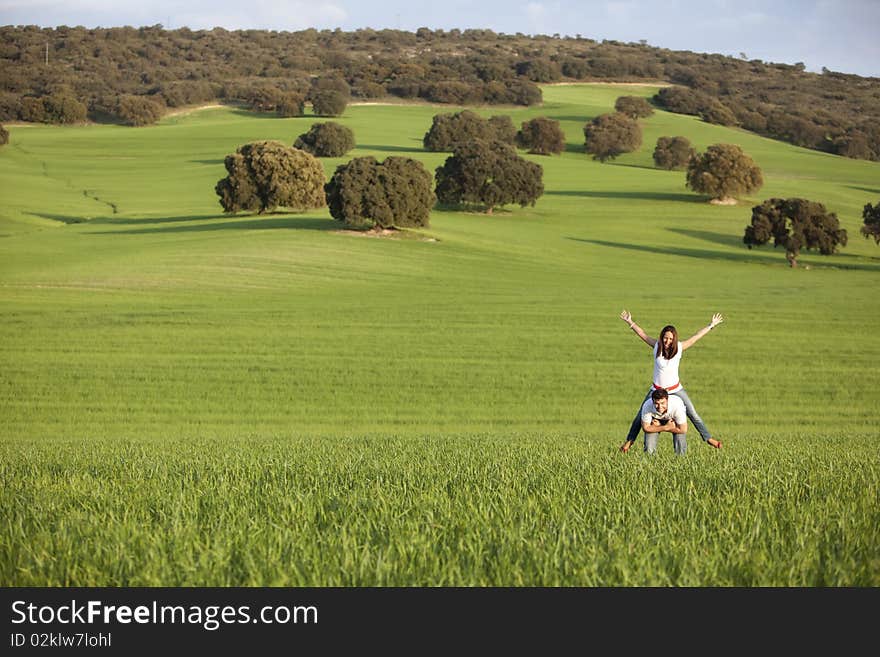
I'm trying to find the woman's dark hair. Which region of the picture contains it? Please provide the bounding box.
[658,325,679,360]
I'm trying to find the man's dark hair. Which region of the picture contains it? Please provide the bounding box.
[651,388,669,402]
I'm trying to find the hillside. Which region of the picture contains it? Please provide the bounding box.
[1,83,878,586]
[1,25,879,160]
[1,82,878,436]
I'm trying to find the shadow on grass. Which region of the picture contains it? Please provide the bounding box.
[27,212,91,224]
[190,159,225,166]
[567,236,769,265]
[671,227,880,266]
[89,213,226,226]
[847,185,880,196]
[433,202,513,215]
[226,108,294,120]
[608,161,668,172]
[553,115,593,123]
[667,228,745,249]
[356,144,422,153]
[91,214,336,235]
[547,190,701,203]
[569,236,880,271]
[561,145,661,174]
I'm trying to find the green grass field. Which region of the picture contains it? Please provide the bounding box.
[1,84,878,585]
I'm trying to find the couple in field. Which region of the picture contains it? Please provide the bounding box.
[617,310,724,456]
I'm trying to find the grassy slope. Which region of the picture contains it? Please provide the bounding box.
[1,85,878,585]
[1,85,877,438]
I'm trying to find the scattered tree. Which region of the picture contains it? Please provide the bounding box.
[294,122,355,157]
[310,75,351,99]
[653,136,695,170]
[0,26,876,159]
[277,93,305,118]
[743,197,848,267]
[115,95,164,126]
[434,139,544,213]
[614,95,654,119]
[325,156,434,229]
[583,112,642,162]
[310,89,348,117]
[45,93,88,124]
[239,85,284,112]
[698,100,738,126]
[351,81,386,99]
[215,140,326,214]
[832,132,873,160]
[653,86,714,116]
[516,117,565,155]
[488,115,517,145]
[505,79,543,106]
[862,200,880,244]
[19,97,47,123]
[423,110,516,152]
[0,124,8,146]
[421,80,477,104]
[515,58,562,82]
[686,143,763,203]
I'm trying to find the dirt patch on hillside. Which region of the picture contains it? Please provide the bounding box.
[709,197,739,206]
[164,104,224,118]
[333,227,437,241]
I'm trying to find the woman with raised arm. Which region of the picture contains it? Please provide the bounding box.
[618,310,724,453]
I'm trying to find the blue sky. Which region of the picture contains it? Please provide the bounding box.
[2,0,878,77]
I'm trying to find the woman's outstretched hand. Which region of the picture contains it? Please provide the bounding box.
[620,310,633,325]
[709,312,724,329]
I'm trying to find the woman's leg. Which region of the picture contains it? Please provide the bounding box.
[673,388,712,442]
[625,389,653,442]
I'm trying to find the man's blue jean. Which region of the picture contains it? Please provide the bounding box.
[645,431,687,455]
[625,387,712,443]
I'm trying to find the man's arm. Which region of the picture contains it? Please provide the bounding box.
[642,419,687,434]
[667,421,688,434]
[620,420,687,452]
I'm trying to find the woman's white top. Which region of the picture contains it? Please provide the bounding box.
[652,341,682,389]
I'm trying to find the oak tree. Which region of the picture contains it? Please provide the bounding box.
[583,112,642,162]
[516,117,565,155]
[686,143,763,203]
[743,197,848,267]
[861,200,880,244]
[294,122,355,157]
[215,140,326,214]
[653,136,695,170]
[614,95,654,119]
[434,140,543,213]
[325,156,434,229]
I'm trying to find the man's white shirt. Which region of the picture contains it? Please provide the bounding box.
[641,395,687,426]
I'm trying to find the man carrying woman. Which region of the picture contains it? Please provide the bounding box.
[618,310,724,454]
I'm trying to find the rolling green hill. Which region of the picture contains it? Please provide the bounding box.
[1,84,878,585]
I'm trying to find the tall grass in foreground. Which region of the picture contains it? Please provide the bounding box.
[2,434,877,586]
